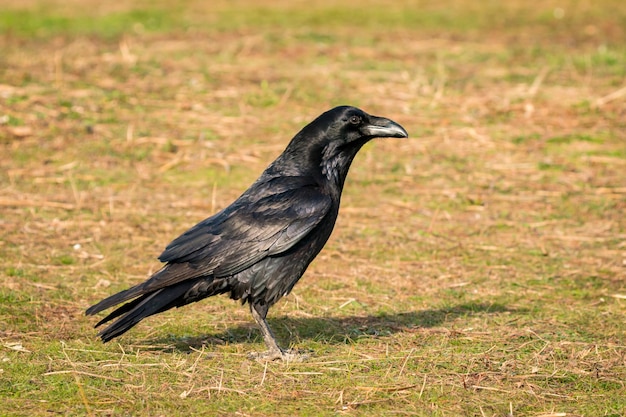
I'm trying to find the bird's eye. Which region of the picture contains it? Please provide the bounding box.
[349,116,361,125]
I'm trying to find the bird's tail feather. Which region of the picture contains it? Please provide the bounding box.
[94,295,148,328]
[86,263,201,317]
[86,282,149,317]
[96,282,194,343]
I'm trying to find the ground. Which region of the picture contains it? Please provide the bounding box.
[1,1,625,416]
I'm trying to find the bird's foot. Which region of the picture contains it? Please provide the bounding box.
[249,348,309,362]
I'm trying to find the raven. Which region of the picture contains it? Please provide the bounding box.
[86,106,408,361]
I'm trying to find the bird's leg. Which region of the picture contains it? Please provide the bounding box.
[248,303,306,362]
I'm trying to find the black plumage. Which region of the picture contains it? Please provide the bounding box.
[86,106,408,360]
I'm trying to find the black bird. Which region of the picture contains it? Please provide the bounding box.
[86,106,408,361]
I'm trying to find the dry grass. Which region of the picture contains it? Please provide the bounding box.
[1,0,625,415]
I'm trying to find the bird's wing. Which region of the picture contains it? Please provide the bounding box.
[150,178,331,284]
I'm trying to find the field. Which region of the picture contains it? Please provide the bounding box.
[1,0,625,415]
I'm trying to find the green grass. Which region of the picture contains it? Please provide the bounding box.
[0,8,181,38]
[1,0,625,44]
[1,0,625,416]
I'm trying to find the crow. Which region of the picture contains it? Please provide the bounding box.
[86,106,408,361]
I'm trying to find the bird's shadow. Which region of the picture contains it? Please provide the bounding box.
[146,302,524,353]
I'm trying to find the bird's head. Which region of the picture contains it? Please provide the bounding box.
[323,106,409,144]
[276,106,408,187]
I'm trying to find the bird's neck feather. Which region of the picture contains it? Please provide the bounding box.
[319,140,367,194]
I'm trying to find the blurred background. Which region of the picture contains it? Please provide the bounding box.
[1,1,625,416]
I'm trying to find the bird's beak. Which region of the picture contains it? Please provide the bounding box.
[363,116,408,139]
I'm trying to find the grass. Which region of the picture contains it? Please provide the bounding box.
[1,0,625,415]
